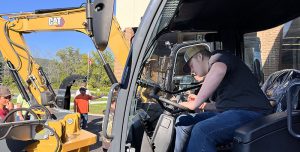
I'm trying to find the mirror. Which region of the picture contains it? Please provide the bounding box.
[91,0,114,51]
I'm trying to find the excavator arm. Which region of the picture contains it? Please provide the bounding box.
[0,6,129,105]
[0,6,130,152]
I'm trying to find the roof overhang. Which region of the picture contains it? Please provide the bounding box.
[169,0,300,33]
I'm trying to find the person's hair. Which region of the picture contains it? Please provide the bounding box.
[79,87,87,92]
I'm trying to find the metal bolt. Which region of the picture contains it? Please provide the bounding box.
[67,118,73,125]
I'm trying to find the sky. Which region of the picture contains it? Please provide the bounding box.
[0,0,101,59]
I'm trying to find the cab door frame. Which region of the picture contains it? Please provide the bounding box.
[109,0,169,151]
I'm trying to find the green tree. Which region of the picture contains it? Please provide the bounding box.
[0,59,17,89]
[54,47,114,88]
[56,47,82,83]
[88,50,114,87]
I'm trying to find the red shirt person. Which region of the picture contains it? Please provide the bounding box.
[74,87,103,129]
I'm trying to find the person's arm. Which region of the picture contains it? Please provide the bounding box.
[16,103,24,121]
[90,93,104,100]
[16,95,24,120]
[6,102,14,122]
[180,62,227,110]
[86,90,91,96]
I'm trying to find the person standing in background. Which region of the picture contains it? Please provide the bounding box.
[16,87,31,121]
[74,87,104,129]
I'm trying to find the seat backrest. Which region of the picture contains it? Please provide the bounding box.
[261,69,300,112]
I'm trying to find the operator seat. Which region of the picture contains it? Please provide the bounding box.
[232,69,300,152]
[261,69,300,112]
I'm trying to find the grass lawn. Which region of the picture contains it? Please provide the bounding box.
[70,96,107,103]
[89,103,107,114]
[70,103,107,115]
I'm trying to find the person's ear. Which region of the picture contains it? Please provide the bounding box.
[196,53,203,61]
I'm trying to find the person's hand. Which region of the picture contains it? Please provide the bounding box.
[170,96,178,102]
[179,102,192,110]
[187,94,197,102]
[199,102,207,110]
[7,102,14,110]
[99,93,105,98]
[18,116,24,121]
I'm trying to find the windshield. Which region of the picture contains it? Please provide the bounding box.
[121,0,180,88]
[145,0,179,61]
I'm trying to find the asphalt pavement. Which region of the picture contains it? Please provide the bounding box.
[86,115,105,152]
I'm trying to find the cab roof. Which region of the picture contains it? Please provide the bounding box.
[170,0,300,33]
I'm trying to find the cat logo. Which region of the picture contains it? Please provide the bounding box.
[48,17,65,27]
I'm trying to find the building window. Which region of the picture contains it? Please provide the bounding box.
[280,18,300,70]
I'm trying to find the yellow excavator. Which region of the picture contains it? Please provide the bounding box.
[0,4,129,152]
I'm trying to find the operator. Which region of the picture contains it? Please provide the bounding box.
[187,74,216,112]
[174,44,273,152]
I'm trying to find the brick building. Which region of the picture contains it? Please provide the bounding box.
[258,17,300,79]
[258,25,283,80]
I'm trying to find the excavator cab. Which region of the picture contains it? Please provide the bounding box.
[95,0,300,151]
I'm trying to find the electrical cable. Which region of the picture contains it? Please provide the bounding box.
[3,22,22,71]
[4,22,35,76]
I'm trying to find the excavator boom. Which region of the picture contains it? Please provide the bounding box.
[0,6,130,152]
[0,7,129,104]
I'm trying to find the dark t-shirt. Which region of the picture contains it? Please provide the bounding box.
[210,50,273,115]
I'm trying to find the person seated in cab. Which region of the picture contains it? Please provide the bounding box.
[185,74,216,112]
[175,44,273,152]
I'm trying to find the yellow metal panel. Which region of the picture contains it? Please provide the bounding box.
[26,120,63,152]
[61,130,96,152]
[25,113,96,152]
[9,8,88,34]
[108,17,130,66]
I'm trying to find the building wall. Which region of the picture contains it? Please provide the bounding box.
[114,0,150,81]
[257,25,283,80]
[115,0,150,29]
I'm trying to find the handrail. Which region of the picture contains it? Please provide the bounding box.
[102,83,119,139]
